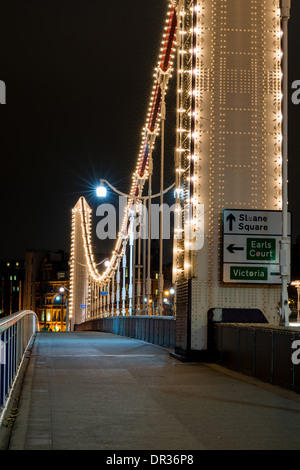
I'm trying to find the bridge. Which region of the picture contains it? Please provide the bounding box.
[1,329,300,451]
[1,0,300,451]
[69,0,292,354]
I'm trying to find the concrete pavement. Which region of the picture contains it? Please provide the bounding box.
[4,331,300,450]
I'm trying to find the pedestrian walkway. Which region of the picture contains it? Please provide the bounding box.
[5,332,300,450]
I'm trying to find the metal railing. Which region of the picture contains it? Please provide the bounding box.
[0,311,39,421]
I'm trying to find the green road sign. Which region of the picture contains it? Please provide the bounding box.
[246,238,276,261]
[223,209,291,284]
[230,266,268,281]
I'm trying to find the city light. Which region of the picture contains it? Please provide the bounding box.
[96,181,107,198]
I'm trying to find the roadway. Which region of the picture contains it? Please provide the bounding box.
[5,331,300,450]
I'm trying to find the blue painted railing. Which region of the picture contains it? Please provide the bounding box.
[0,311,39,421]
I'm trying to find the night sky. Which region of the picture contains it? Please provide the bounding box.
[1,1,300,261]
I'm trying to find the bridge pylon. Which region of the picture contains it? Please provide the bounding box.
[173,0,288,359]
[69,197,93,330]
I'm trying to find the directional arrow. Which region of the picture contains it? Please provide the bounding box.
[226,244,244,254]
[226,213,235,231]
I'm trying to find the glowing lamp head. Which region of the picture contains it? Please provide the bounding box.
[96,180,107,198]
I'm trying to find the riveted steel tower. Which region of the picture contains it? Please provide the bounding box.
[173,0,288,358]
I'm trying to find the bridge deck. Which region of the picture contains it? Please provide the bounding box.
[6,332,300,450]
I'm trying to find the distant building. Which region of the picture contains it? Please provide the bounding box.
[23,250,70,331]
[0,259,25,317]
[23,250,46,312]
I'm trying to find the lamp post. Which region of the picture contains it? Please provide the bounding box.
[147,153,153,315]
[158,79,167,316]
[122,239,127,316]
[55,294,63,332]
[128,210,135,315]
[280,0,291,326]
[136,203,142,314]
[116,256,121,316]
[169,287,175,314]
[59,286,70,331]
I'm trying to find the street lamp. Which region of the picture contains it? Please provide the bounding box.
[97,178,150,313]
[59,286,70,331]
[96,180,107,198]
[54,294,62,332]
[96,178,175,316]
[158,77,168,317]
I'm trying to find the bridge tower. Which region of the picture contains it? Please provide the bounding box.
[69,197,92,331]
[173,0,286,358]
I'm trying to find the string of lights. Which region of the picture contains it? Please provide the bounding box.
[69,2,179,320]
[69,0,285,336]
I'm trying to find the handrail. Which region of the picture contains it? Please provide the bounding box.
[0,310,39,421]
[0,310,39,334]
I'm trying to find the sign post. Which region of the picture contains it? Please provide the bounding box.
[223,210,291,285]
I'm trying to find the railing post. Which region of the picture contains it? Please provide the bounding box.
[107,279,111,316]
[99,283,103,317]
[103,282,107,317]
